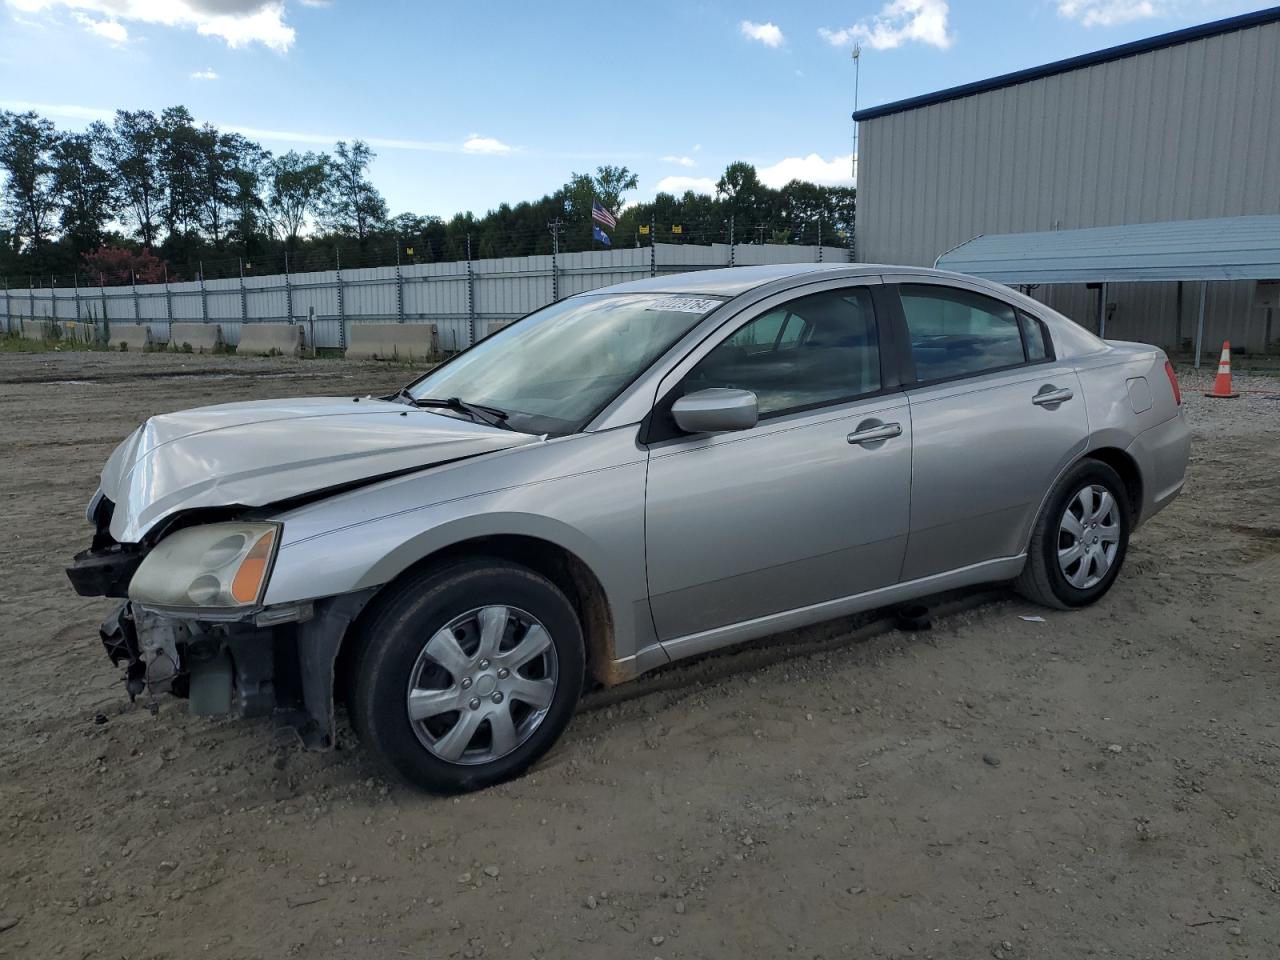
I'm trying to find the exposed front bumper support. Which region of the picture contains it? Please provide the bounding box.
[99,588,378,749]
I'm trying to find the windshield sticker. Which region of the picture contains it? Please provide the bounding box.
[645,296,720,314]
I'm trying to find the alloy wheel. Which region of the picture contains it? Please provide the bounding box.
[405,605,559,765]
[1057,484,1121,589]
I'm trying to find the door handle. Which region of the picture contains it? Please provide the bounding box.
[847,422,902,445]
[1032,387,1074,406]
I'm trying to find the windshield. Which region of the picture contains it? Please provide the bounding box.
[407,293,724,435]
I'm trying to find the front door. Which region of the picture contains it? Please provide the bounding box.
[644,282,912,642]
[890,279,1091,581]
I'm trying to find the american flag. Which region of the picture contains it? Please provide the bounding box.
[591,201,617,229]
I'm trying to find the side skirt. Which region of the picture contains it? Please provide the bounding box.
[652,554,1027,667]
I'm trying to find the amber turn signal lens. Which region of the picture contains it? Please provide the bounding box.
[231,528,276,603]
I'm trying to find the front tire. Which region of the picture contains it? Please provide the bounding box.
[349,559,584,793]
[1016,459,1131,610]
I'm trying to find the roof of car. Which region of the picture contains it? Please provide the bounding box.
[595,262,882,297]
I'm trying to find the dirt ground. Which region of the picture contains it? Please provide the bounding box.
[1,350,1277,960]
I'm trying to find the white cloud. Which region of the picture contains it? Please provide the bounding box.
[1057,0,1158,27]
[757,153,856,188]
[462,134,513,155]
[0,99,112,120]
[655,175,717,196]
[6,1,297,51]
[229,123,458,152]
[819,0,952,51]
[740,19,784,47]
[662,154,695,167]
[190,66,218,80]
[73,11,126,41]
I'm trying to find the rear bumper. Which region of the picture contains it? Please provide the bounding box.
[1126,411,1191,526]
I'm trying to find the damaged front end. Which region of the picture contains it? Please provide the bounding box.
[96,593,373,747]
[71,494,374,748]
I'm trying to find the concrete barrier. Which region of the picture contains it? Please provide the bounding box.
[169,322,223,354]
[237,323,305,357]
[20,319,53,341]
[109,324,153,352]
[345,323,438,362]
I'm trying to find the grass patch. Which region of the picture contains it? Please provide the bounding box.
[0,334,105,353]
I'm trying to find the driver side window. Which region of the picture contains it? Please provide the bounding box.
[686,287,881,417]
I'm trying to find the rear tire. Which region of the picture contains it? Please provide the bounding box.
[349,559,584,794]
[1016,459,1131,610]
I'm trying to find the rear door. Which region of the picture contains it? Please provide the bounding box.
[643,280,912,642]
[886,277,1090,581]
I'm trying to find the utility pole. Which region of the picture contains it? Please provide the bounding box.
[238,257,248,326]
[851,43,862,261]
[395,239,404,322]
[198,262,208,325]
[547,219,563,301]
[465,234,475,346]
[284,250,293,324]
[649,218,657,278]
[163,264,172,326]
[335,247,346,350]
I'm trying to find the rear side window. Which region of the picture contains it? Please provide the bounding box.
[900,285,1025,382]
[687,287,880,416]
[1020,311,1051,362]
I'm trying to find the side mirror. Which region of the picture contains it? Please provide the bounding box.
[671,388,758,434]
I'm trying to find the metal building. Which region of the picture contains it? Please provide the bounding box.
[853,6,1280,355]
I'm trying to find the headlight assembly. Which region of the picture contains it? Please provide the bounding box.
[129,522,281,609]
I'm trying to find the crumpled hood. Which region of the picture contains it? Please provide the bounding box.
[100,396,537,543]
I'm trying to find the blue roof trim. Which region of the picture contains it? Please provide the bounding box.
[852,6,1280,122]
[934,216,1280,285]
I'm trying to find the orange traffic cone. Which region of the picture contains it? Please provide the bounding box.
[1205,340,1239,399]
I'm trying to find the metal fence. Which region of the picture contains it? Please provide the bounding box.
[1,242,850,352]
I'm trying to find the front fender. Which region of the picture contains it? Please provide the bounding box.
[261,432,653,664]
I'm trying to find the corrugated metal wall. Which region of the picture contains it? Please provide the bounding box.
[856,19,1280,351]
[0,243,850,349]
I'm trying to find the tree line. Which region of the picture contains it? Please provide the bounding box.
[0,106,855,286]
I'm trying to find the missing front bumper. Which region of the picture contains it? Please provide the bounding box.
[98,590,376,749]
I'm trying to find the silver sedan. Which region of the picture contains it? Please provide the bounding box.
[67,263,1190,792]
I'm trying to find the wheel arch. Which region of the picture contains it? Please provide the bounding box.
[1021,443,1145,558]
[334,533,620,713]
[1081,445,1144,524]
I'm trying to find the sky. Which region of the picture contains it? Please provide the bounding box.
[0,0,1272,219]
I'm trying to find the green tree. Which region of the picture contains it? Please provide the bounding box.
[0,110,59,254]
[50,126,117,253]
[322,140,387,243]
[158,106,207,240]
[266,150,330,248]
[198,131,267,250]
[101,110,165,248]
[591,164,638,216]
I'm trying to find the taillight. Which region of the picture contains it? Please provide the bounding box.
[1164,360,1181,406]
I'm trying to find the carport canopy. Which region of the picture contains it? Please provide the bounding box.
[934,215,1280,285]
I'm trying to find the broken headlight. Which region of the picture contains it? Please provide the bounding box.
[128,522,281,609]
